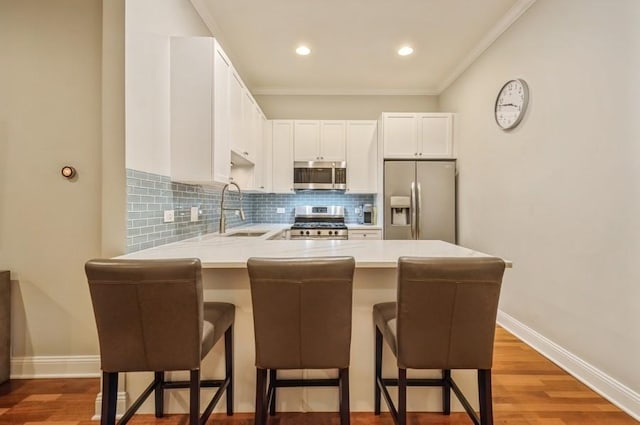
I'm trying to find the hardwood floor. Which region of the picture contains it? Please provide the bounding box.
[0,328,635,425]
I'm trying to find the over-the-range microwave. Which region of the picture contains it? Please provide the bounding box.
[293,161,346,190]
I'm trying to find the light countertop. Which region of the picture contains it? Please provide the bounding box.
[118,224,510,269]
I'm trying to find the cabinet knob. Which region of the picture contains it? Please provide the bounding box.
[414,153,418,156]
[419,152,423,156]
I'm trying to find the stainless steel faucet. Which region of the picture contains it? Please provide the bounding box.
[219,182,245,234]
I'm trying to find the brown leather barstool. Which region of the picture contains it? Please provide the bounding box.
[247,256,355,425]
[373,257,506,425]
[85,258,234,425]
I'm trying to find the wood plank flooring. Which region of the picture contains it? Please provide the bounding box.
[0,327,635,425]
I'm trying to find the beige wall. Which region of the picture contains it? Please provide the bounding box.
[439,0,640,405]
[0,0,103,357]
[125,0,211,175]
[255,94,438,120]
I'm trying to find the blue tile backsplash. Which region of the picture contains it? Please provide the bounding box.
[251,192,375,224]
[127,169,375,252]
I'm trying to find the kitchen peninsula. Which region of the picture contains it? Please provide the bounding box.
[117,226,511,415]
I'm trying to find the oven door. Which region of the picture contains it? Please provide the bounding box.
[293,161,335,190]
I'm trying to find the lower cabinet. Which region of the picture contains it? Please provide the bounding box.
[348,229,382,240]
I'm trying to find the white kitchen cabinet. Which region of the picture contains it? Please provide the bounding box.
[346,120,377,193]
[381,113,453,159]
[271,120,294,193]
[293,121,319,161]
[261,119,273,192]
[229,69,246,160]
[170,37,231,184]
[252,110,267,191]
[294,120,346,161]
[348,229,382,240]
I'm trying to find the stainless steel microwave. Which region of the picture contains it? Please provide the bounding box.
[293,161,346,190]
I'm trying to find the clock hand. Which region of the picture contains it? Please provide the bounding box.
[500,103,518,107]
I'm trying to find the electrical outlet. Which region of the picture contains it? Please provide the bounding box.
[235,210,240,216]
[276,207,285,214]
[190,207,199,222]
[163,210,175,223]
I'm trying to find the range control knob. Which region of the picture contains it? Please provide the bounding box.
[299,230,304,235]
[317,230,321,235]
[305,231,310,235]
[328,231,333,235]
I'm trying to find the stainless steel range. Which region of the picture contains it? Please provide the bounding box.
[290,206,348,240]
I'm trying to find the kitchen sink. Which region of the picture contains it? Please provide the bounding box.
[224,231,268,237]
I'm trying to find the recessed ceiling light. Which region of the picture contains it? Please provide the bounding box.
[296,46,311,56]
[398,46,414,56]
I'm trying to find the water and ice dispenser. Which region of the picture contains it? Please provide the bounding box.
[390,196,410,225]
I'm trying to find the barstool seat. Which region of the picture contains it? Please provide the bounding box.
[247,256,355,425]
[85,258,234,425]
[374,256,506,425]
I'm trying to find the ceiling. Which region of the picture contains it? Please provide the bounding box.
[191,0,535,95]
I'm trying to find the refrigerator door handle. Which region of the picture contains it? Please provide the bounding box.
[410,181,417,239]
[416,182,422,239]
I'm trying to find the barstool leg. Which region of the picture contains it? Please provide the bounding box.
[225,326,234,415]
[398,368,407,425]
[101,371,118,425]
[374,327,383,415]
[478,369,494,425]
[339,368,350,425]
[255,368,268,425]
[442,369,451,415]
[189,369,200,425]
[268,369,277,416]
[154,371,164,418]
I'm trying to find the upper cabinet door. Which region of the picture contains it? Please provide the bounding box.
[229,69,244,155]
[319,120,346,161]
[418,113,453,158]
[272,120,295,193]
[294,120,320,161]
[212,42,231,183]
[241,89,255,159]
[382,113,419,158]
[346,120,377,193]
[382,112,454,159]
[170,37,214,183]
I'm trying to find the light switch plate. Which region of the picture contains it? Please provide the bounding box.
[163,210,175,223]
[190,207,199,222]
[276,207,285,214]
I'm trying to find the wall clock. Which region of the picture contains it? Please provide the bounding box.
[494,78,529,130]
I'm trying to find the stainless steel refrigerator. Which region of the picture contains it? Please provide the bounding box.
[383,160,456,242]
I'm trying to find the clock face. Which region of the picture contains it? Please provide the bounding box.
[495,79,529,130]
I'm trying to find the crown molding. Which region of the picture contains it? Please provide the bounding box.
[190,0,222,37]
[436,0,537,94]
[251,88,439,96]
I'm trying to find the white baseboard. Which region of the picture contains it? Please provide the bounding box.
[93,391,128,420]
[497,310,640,421]
[10,355,101,379]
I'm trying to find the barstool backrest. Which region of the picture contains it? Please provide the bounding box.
[396,257,505,370]
[247,256,355,370]
[85,258,203,372]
